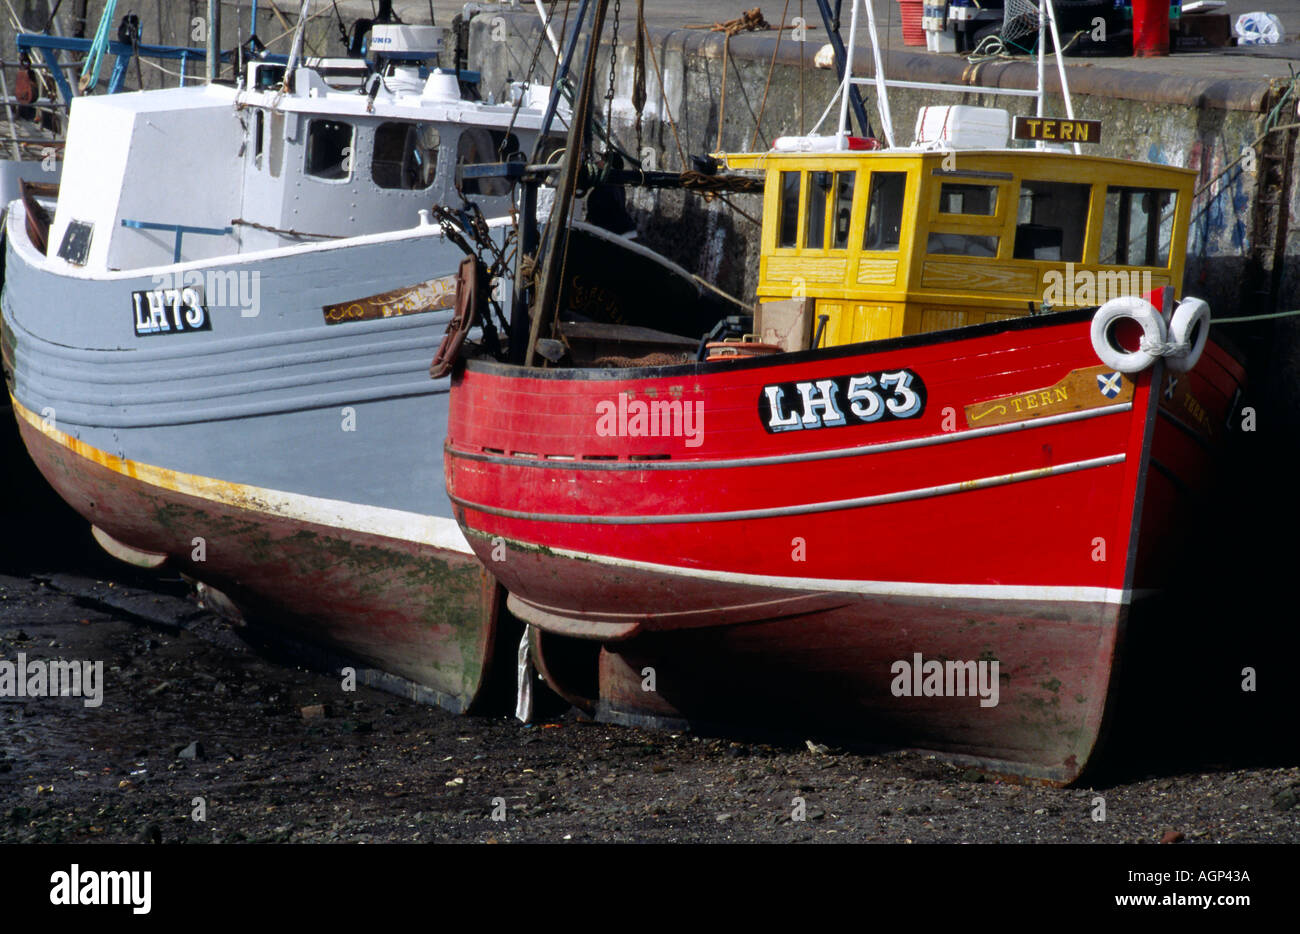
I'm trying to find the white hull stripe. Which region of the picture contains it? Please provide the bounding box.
[478,534,1135,606]
[452,453,1127,525]
[450,402,1133,473]
[11,395,473,555]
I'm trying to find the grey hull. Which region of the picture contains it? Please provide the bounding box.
[5,204,463,517]
[3,203,508,710]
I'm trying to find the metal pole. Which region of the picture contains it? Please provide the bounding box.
[533,0,561,54]
[525,0,609,367]
[1041,0,1080,155]
[1035,0,1045,150]
[509,180,539,364]
[835,0,857,144]
[0,66,23,160]
[533,0,591,158]
[816,0,870,139]
[860,0,894,147]
[282,0,313,93]
[206,0,221,82]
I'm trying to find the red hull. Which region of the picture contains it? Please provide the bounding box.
[445,307,1244,781]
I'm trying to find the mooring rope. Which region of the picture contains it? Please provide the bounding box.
[1211,308,1300,324]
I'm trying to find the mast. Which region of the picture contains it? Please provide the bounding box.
[523,0,610,367]
[206,0,222,82]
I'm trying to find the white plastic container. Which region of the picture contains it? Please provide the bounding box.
[913,105,1010,149]
[925,31,957,52]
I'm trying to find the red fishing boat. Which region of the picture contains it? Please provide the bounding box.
[440,0,1246,782]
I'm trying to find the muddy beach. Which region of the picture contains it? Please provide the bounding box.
[2,514,1298,846]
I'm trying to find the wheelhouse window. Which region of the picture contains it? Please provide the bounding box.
[269,110,284,178]
[253,110,264,168]
[938,182,997,216]
[776,171,800,248]
[805,171,831,249]
[1100,186,1175,267]
[305,119,354,180]
[373,122,439,190]
[800,171,857,250]
[1015,179,1090,262]
[457,129,520,197]
[832,171,855,248]
[863,171,905,251]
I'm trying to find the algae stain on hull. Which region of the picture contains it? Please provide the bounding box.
[17,416,497,710]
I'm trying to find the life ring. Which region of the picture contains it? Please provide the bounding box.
[1090,296,1167,374]
[1165,297,1210,374]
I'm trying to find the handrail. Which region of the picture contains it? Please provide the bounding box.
[120,218,233,263]
[14,34,292,106]
[18,34,236,105]
[835,0,1079,153]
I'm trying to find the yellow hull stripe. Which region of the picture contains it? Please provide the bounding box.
[10,394,472,554]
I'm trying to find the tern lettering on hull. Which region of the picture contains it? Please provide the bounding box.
[759,368,926,433]
[131,286,211,336]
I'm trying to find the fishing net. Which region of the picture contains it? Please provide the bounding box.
[1002,0,1042,47]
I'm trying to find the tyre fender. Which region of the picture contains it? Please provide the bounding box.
[1166,297,1211,374]
[1090,296,1167,374]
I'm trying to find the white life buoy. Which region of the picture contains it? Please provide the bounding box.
[1090,296,1168,374]
[1166,297,1211,374]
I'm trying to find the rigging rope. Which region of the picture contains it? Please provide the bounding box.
[751,0,791,150]
[78,0,118,92]
[633,0,645,157]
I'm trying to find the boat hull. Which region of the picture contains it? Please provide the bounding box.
[445,305,1244,780]
[3,202,506,711]
[595,594,1122,785]
[12,398,497,707]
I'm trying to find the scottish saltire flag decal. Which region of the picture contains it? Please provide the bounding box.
[966,365,1135,429]
[1097,371,1123,399]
